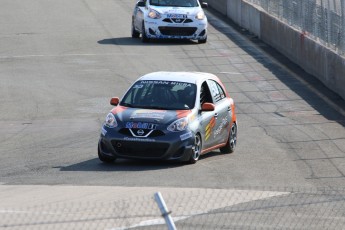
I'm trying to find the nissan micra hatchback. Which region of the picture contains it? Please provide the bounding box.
[98,72,237,164]
[132,0,208,43]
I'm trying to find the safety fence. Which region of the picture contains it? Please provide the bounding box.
[2,187,345,229]
[246,0,345,56]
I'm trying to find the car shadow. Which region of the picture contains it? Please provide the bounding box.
[58,151,222,172]
[58,158,186,172]
[97,37,198,46]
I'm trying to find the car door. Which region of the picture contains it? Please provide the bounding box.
[206,79,231,146]
[199,81,217,150]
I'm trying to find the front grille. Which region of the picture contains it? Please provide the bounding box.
[150,130,165,137]
[158,27,197,36]
[118,128,165,137]
[162,18,193,23]
[112,140,169,158]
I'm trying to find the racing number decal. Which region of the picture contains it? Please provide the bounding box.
[205,116,216,141]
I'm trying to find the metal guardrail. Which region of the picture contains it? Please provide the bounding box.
[246,0,345,56]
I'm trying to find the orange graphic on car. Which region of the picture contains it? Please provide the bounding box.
[205,117,216,141]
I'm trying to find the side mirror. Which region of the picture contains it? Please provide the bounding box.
[110,97,120,106]
[201,2,208,8]
[201,102,215,111]
[137,1,145,7]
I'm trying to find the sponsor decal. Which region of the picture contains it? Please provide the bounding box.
[124,137,155,142]
[133,84,144,89]
[170,82,192,87]
[140,80,170,85]
[126,121,157,130]
[213,117,229,138]
[130,110,166,120]
[167,14,187,19]
[205,117,216,141]
[180,132,193,141]
[139,80,192,87]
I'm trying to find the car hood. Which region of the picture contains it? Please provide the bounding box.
[111,106,191,126]
[150,6,201,16]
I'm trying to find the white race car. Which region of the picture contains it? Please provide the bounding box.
[132,0,208,43]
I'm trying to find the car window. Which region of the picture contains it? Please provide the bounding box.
[121,80,196,110]
[200,81,213,105]
[207,80,226,103]
[150,0,199,7]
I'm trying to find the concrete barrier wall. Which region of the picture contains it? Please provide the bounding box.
[205,0,227,16]
[207,0,345,100]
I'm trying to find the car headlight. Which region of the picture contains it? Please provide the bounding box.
[195,11,205,20]
[148,9,161,19]
[167,117,188,132]
[105,113,117,128]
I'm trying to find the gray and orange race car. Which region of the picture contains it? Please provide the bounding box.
[98,72,237,164]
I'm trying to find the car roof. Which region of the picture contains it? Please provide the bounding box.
[138,71,219,84]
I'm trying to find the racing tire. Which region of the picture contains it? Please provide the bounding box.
[220,122,237,154]
[131,23,140,38]
[98,144,116,163]
[141,22,149,43]
[188,134,202,164]
[198,36,207,44]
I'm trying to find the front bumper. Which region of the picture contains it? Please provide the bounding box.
[99,126,195,162]
[144,17,207,40]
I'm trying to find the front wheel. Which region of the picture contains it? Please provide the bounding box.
[188,134,202,164]
[220,122,237,154]
[141,22,149,43]
[131,22,140,38]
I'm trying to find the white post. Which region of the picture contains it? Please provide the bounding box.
[154,192,177,230]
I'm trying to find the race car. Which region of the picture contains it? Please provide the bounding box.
[131,0,208,43]
[98,72,237,164]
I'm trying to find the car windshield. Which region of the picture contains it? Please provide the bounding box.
[120,80,197,110]
[150,0,199,7]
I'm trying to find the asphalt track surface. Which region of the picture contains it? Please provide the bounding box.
[1,0,345,229]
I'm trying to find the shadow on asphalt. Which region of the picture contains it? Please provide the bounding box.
[58,151,221,172]
[97,37,197,46]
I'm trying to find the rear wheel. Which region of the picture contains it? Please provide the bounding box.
[189,134,202,164]
[141,22,149,43]
[220,122,237,154]
[98,144,116,163]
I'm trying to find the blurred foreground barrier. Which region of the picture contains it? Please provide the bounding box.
[207,0,345,101]
[2,187,345,229]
